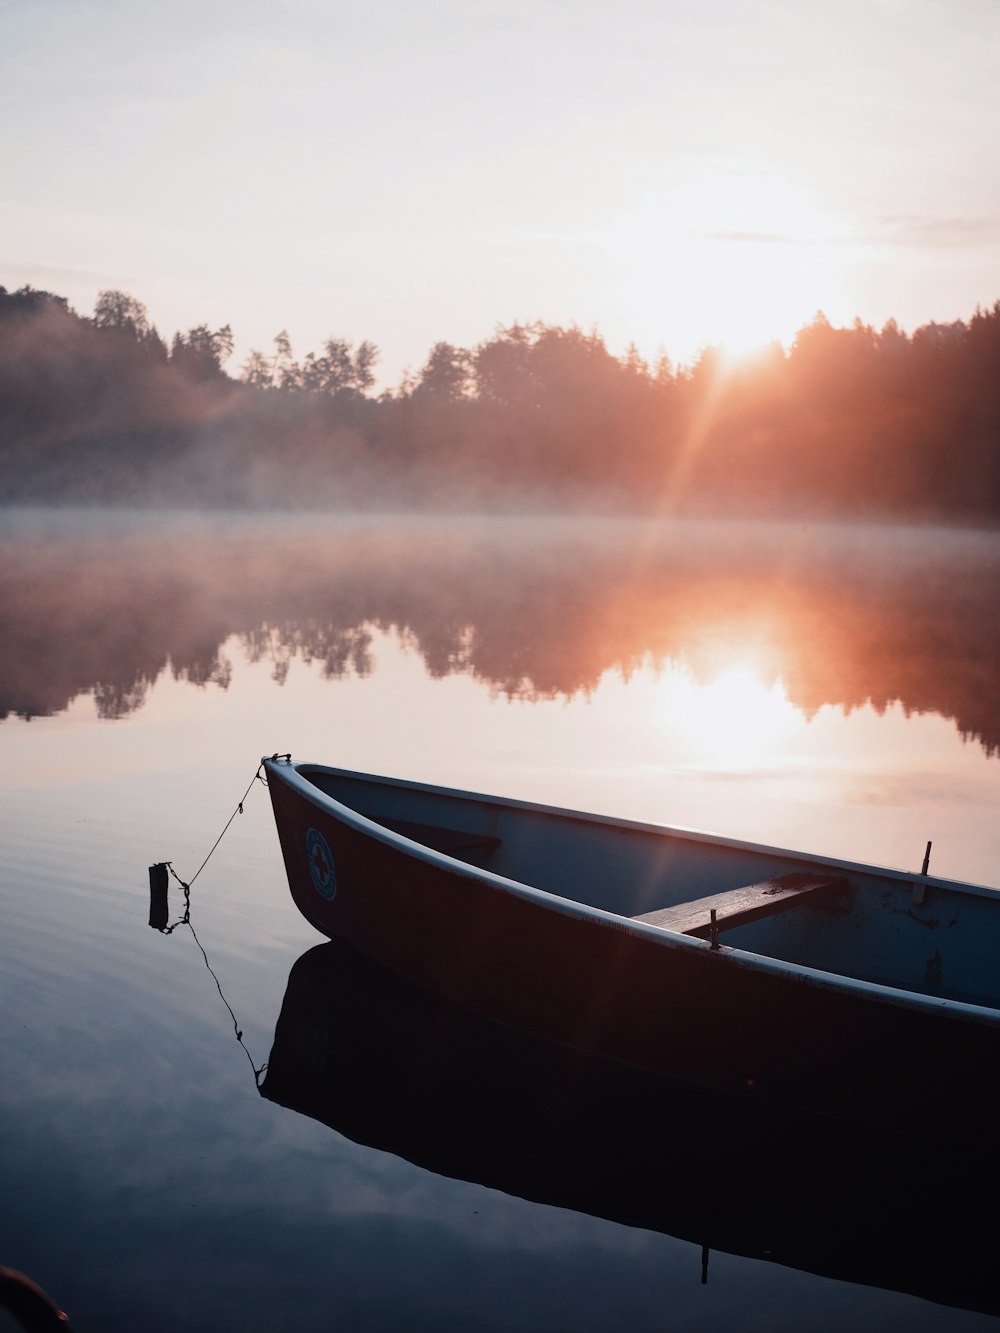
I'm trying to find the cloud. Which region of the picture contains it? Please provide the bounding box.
[0,258,127,303]
[868,215,1000,248]
[704,215,1000,251]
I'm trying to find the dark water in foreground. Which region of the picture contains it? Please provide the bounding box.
[3,513,1000,1330]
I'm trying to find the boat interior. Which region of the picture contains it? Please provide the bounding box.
[300,766,1000,1011]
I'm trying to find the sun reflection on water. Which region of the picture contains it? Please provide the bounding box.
[656,662,802,767]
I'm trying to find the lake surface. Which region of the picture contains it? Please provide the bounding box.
[3,510,1000,1331]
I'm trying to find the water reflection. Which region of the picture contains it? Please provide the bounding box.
[261,938,1000,1319]
[3,514,1000,754]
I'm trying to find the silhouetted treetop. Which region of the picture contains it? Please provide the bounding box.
[415,342,473,401]
[94,289,151,337]
[0,284,71,320]
[170,323,234,379]
[92,290,168,360]
[240,330,379,397]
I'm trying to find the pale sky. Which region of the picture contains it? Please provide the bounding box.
[2,0,999,386]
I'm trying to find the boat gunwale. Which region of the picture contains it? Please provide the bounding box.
[265,757,1000,1028]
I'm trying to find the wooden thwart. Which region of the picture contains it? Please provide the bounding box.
[633,872,848,939]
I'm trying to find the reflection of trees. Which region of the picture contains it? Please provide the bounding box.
[94,678,152,721]
[2,520,1000,755]
[243,623,375,683]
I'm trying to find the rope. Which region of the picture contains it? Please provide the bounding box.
[185,913,268,1086]
[153,756,291,1087]
[184,762,269,890]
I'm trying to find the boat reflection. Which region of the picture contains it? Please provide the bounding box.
[261,938,1000,1319]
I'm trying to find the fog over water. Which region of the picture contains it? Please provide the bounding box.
[4,507,1000,1331]
[4,509,1000,751]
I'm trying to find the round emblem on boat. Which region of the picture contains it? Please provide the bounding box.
[306,827,336,901]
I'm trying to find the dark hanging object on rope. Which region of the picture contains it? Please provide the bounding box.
[148,862,170,930]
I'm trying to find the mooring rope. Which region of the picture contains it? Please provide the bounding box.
[151,755,291,1087]
[180,900,267,1086]
[182,761,270,890]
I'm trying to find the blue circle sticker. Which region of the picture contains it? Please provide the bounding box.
[306,828,336,901]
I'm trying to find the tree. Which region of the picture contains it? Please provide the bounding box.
[623,342,648,378]
[0,285,71,320]
[414,342,472,401]
[353,340,378,394]
[93,290,150,339]
[473,323,539,407]
[170,323,234,379]
[273,330,296,388]
[284,336,379,397]
[241,349,274,389]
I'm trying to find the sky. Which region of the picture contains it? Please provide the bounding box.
[2,0,999,387]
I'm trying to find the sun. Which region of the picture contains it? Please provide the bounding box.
[697,230,833,360]
[643,230,825,364]
[601,167,846,364]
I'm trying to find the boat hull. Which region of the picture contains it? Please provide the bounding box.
[266,758,1000,1138]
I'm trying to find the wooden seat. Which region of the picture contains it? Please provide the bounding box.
[633,872,848,939]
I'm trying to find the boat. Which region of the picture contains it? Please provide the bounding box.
[260,938,1000,1317]
[264,755,1000,1139]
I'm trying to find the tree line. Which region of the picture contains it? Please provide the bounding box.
[1,282,998,521]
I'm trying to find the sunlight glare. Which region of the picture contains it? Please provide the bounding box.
[601,168,847,363]
[658,663,801,765]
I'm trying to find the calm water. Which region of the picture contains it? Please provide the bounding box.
[3,510,1000,1331]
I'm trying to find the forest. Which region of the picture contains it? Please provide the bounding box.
[1,283,999,521]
